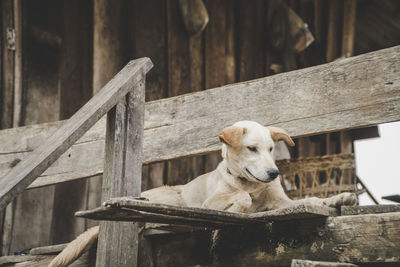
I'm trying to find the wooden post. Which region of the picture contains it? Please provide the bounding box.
[87,0,126,229]
[96,78,146,266]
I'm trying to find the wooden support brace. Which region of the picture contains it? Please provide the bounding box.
[0,57,152,210]
[96,79,146,267]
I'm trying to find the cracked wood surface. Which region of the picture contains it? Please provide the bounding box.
[1,46,400,189]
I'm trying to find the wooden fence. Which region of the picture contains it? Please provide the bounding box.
[0,45,399,266]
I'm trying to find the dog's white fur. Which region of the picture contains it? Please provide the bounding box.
[49,121,356,267]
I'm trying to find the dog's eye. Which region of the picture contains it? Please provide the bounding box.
[269,147,273,152]
[247,146,257,152]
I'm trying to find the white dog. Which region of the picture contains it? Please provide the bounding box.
[49,121,356,266]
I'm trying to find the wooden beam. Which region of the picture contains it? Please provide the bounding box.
[341,204,400,215]
[291,259,358,267]
[85,0,126,231]
[0,58,152,210]
[76,198,336,227]
[1,46,400,188]
[211,212,400,266]
[96,79,145,266]
[341,0,356,58]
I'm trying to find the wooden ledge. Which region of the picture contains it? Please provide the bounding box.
[75,197,337,229]
[341,204,400,215]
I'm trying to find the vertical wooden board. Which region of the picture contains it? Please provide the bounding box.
[1,0,15,129]
[326,0,341,62]
[166,0,205,186]
[341,0,356,58]
[203,0,236,172]
[87,0,127,229]
[131,0,168,191]
[96,80,145,267]
[51,0,93,245]
[0,0,14,255]
[2,0,62,255]
[237,0,266,82]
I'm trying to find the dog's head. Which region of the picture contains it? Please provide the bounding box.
[219,121,294,183]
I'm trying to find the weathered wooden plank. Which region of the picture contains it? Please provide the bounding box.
[291,259,358,267]
[142,45,400,163]
[211,212,400,266]
[52,0,94,244]
[76,197,335,227]
[1,46,400,188]
[85,0,128,232]
[0,245,95,266]
[96,79,145,267]
[203,0,235,173]
[130,0,168,194]
[341,204,400,215]
[249,204,337,220]
[326,0,340,62]
[237,0,266,81]
[166,0,205,189]
[0,58,152,210]
[341,0,356,58]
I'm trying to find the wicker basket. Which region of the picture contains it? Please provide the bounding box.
[277,154,356,199]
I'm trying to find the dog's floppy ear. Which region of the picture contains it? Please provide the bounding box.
[218,126,246,147]
[268,126,295,147]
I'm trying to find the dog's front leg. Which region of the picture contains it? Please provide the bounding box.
[291,192,357,208]
[202,191,252,213]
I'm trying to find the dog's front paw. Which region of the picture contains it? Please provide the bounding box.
[325,192,357,208]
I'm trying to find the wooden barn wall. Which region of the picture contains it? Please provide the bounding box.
[0,0,365,255]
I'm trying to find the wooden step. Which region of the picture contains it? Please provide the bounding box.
[75,197,338,229]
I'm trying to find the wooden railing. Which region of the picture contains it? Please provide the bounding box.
[0,57,153,266]
[1,45,399,191]
[0,45,400,266]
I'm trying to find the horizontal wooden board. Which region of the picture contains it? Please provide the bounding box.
[1,46,400,189]
[212,212,400,266]
[291,259,358,267]
[75,197,336,228]
[341,204,400,215]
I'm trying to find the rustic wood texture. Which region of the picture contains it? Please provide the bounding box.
[0,0,15,129]
[211,212,400,266]
[326,0,340,62]
[85,0,127,232]
[96,79,145,267]
[341,0,356,58]
[1,46,400,188]
[130,0,168,194]
[52,0,94,244]
[237,0,266,81]
[1,0,63,256]
[341,204,400,215]
[203,0,235,173]
[166,0,205,188]
[0,58,152,211]
[0,244,96,267]
[291,259,358,267]
[76,197,336,228]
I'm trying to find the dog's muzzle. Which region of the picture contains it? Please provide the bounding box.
[267,169,279,179]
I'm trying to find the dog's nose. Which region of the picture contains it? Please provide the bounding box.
[267,169,279,179]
